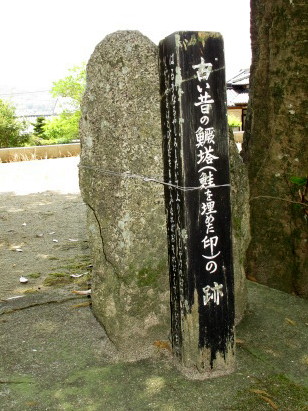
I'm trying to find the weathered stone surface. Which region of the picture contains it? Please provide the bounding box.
[242,0,308,297]
[79,31,169,358]
[229,131,249,323]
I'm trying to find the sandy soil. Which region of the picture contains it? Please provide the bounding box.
[0,157,91,299]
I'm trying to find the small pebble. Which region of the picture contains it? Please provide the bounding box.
[19,276,28,283]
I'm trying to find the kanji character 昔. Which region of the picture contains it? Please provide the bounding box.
[194,86,214,106]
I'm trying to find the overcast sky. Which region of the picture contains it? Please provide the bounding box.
[0,0,251,91]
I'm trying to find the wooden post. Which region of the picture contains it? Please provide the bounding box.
[159,32,235,377]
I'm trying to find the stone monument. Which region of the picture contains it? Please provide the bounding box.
[79,30,248,370]
[79,31,169,359]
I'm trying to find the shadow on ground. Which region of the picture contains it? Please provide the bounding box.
[0,282,307,410]
[0,192,90,298]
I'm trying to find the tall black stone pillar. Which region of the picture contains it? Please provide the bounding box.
[159,32,235,377]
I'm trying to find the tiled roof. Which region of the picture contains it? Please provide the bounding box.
[227,89,238,106]
[227,89,249,107]
[234,91,249,105]
[227,68,250,86]
[226,68,250,107]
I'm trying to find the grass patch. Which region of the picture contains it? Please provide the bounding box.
[61,255,91,272]
[28,272,41,279]
[60,255,92,287]
[48,272,66,277]
[233,374,308,410]
[43,272,70,287]
[43,255,92,288]
[22,288,39,294]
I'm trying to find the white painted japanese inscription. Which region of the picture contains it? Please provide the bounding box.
[202,282,224,306]
[192,57,224,306]
[162,51,186,352]
[192,57,213,81]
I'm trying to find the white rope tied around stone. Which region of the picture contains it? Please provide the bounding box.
[78,164,231,192]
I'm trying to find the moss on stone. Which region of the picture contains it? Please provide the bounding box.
[136,261,166,288]
[137,267,158,287]
[232,216,242,235]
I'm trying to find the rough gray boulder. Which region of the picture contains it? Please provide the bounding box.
[79,31,170,359]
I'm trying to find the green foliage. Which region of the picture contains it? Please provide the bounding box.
[51,63,86,110]
[21,63,86,147]
[0,99,29,148]
[290,176,307,186]
[30,62,86,145]
[228,114,242,127]
[32,116,46,138]
[42,111,81,144]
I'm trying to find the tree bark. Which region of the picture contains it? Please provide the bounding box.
[242,0,308,296]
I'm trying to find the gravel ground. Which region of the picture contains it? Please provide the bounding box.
[0,157,91,299]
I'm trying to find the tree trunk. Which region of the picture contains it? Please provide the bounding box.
[242,0,308,296]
